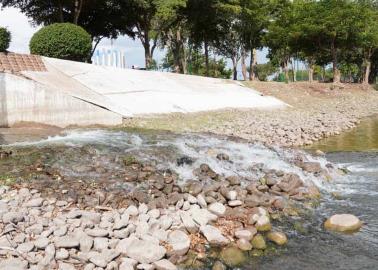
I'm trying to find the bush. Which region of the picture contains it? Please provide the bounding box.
[29,23,92,62]
[0,27,11,52]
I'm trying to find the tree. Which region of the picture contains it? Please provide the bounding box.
[265,0,294,83]
[355,0,378,85]
[185,0,224,76]
[239,0,270,80]
[0,0,132,57]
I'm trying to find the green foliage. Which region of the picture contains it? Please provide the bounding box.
[162,48,232,78]
[29,23,92,62]
[254,62,278,81]
[0,27,11,52]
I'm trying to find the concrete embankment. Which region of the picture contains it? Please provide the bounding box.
[1,52,286,128]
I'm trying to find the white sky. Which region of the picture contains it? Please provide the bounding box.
[0,7,268,69]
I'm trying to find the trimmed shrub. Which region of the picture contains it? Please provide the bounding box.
[0,27,11,52]
[30,23,92,62]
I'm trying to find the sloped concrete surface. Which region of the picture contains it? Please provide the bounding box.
[25,57,286,116]
[0,73,122,128]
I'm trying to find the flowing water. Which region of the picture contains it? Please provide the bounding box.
[1,118,378,269]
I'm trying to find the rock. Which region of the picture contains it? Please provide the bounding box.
[177,156,194,166]
[26,223,44,235]
[126,205,139,216]
[190,208,217,226]
[17,242,35,253]
[34,237,49,249]
[220,246,246,267]
[80,235,94,252]
[56,248,70,260]
[251,234,266,250]
[208,202,226,216]
[267,231,288,246]
[120,258,138,270]
[236,238,252,251]
[125,239,166,264]
[86,229,109,237]
[54,236,80,248]
[137,263,154,270]
[228,200,243,207]
[84,263,96,270]
[88,253,108,268]
[2,211,24,224]
[167,230,190,256]
[324,214,362,233]
[216,153,230,161]
[212,261,226,270]
[0,258,28,270]
[25,198,44,207]
[234,229,253,241]
[153,259,177,270]
[196,194,207,208]
[255,215,271,232]
[94,237,109,251]
[200,225,229,246]
[58,262,76,270]
[116,236,138,254]
[179,211,198,233]
[300,162,322,174]
[138,203,148,214]
[53,225,68,237]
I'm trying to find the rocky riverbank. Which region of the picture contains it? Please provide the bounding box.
[123,82,378,147]
[0,138,337,270]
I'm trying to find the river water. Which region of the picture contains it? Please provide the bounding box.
[1,117,378,269]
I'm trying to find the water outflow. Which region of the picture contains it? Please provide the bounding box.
[7,129,333,188]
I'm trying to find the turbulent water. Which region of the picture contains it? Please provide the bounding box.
[2,123,378,270]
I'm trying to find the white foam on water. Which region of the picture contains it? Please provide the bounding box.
[5,129,333,188]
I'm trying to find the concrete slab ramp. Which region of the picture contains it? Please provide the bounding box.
[24,57,286,117]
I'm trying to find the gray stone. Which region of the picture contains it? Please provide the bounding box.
[137,264,154,270]
[86,228,109,237]
[200,225,229,246]
[16,242,34,253]
[94,237,109,251]
[0,258,28,270]
[196,194,207,208]
[2,211,24,224]
[25,198,44,207]
[167,230,190,256]
[125,239,166,264]
[58,262,76,270]
[54,236,80,248]
[153,259,177,270]
[179,211,198,233]
[34,237,49,249]
[26,223,44,235]
[208,202,226,216]
[54,225,68,237]
[56,248,69,260]
[190,208,217,226]
[115,236,138,254]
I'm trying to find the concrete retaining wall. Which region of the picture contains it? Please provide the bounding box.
[0,73,122,128]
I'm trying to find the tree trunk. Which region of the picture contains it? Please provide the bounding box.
[331,42,341,83]
[363,53,372,85]
[292,58,296,82]
[204,40,209,77]
[232,57,238,81]
[249,49,257,81]
[284,60,290,83]
[144,44,152,70]
[308,59,314,83]
[73,0,83,25]
[241,49,247,81]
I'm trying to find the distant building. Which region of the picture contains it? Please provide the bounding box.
[91,49,127,69]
